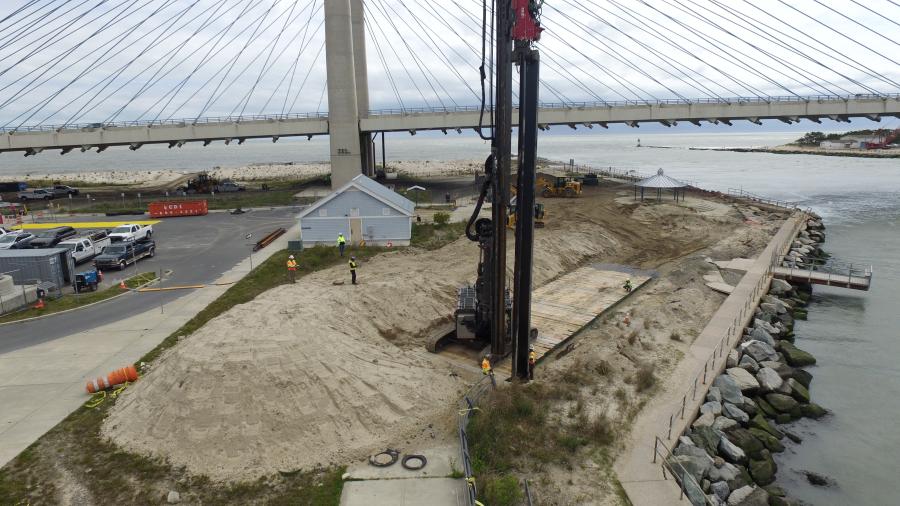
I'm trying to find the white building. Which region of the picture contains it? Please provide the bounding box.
[297,174,415,247]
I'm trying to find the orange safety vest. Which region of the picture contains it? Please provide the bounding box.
[528,351,536,365]
[481,358,492,374]
[287,259,297,271]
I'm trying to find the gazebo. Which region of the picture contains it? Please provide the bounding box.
[633,168,687,202]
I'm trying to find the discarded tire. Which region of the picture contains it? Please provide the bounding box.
[368,449,399,467]
[401,454,427,471]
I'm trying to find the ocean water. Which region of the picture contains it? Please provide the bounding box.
[0,131,896,504]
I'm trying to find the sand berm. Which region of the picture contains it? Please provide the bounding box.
[102,214,620,481]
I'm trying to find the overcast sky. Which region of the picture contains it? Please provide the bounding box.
[0,0,898,130]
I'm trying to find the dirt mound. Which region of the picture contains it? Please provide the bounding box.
[103,218,620,481]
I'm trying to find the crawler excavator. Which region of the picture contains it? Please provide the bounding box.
[426,0,542,380]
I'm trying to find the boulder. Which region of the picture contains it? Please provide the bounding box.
[726,367,760,392]
[693,412,716,428]
[725,428,764,459]
[674,444,710,459]
[701,401,723,417]
[759,361,794,379]
[801,402,827,419]
[707,461,740,482]
[763,484,786,497]
[753,318,781,335]
[775,380,794,396]
[776,311,795,328]
[749,450,777,486]
[741,396,758,417]
[786,378,810,403]
[780,342,816,366]
[783,429,802,444]
[749,327,775,346]
[775,413,793,424]
[711,481,730,503]
[765,393,799,413]
[713,375,745,404]
[792,368,813,388]
[167,491,181,504]
[759,303,781,315]
[804,470,836,487]
[719,435,747,464]
[669,453,712,483]
[734,486,770,506]
[769,278,792,295]
[739,355,760,374]
[713,416,738,432]
[727,349,740,368]
[722,402,750,424]
[707,386,723,403]
[748,428,785,453]
[749,414,783,439]
[755,367,783,392]
[754,396,778,418]
[726,466,753,493]
[726,485,754,505]
[679,435,696,447]
[691,426,723,457]
[742,340,778,363]
[682,476,706,506]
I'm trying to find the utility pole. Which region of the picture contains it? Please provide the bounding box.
[490,0,513,358]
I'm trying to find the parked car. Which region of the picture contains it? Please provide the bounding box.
[59,230,111,264]
[27,226,77,248]
[49,185,79,197]
[215,180,246,192]
[18,188,55,201]
[0,232,33,249]
[109,223,153,243]
[94,239,156,270]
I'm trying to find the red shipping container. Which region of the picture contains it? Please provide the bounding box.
[148,200,208,218]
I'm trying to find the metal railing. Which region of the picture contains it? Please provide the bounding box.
[725,188,800,211]
[458,373,496,506]
[652,211,808,500]
[652,436,716,506]
[0,111,328,134]
[367,92,900,116]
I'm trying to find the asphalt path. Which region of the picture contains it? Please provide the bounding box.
[0,208,298,353]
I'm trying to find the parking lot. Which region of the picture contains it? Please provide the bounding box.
[1,207,299,353]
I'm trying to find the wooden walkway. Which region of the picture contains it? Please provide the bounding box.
[438,265,651,378]
[772,266,872,291]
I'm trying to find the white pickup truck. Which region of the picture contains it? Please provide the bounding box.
[109,223,153,243]
[59,230,112,264]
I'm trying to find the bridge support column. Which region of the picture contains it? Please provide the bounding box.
[351,0,374,177]
[325,0,370,188]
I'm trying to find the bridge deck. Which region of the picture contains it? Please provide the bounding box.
[772,266,871,291]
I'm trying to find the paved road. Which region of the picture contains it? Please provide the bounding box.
[0,208,298,353]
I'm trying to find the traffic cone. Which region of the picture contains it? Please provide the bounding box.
[119,280,127,290]
[33,298,45,310]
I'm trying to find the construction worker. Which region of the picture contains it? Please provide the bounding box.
[481,355,493,376]
[349,256,358,285]
[286,255,298,283]
[337,233,347,257]
[623,278,633,292]
[528,345,537,380]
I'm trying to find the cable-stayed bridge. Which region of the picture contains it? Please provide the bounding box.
[1,0,899,187]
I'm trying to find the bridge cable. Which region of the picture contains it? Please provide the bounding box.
[0,0,80,52]
[285,39,326,115]
[364,18,405,111]
[0,0,105,68]
[363,2,431,108]
[848,0,900,30]
[706,0,883,95]
[812,0,900,50]
[281,0,322,115]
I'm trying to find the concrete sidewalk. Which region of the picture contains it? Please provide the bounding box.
[339,445,466,506]
[614,214,803,505]
[0,224,298,467]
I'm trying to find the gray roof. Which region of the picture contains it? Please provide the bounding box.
[634,169,687,189]
[0,247,69,258]
[297,174,415,219]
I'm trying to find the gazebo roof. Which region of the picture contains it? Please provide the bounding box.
[634,169,686,189]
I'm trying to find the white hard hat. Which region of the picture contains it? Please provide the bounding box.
[288,255,294,259]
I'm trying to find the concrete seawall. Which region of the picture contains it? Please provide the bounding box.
[616,211,806,505]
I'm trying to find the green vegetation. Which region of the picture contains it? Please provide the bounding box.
[410,221,467,250]
[634,362,657,393]
[467,383,618,504]
[0,271,156,324]
[433,211,451,225]
[794,129,878,146]
[0,244,407,505]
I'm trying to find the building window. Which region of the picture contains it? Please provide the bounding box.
[318,209,327,217]
[350,208,360,217]
[382,207,390,216]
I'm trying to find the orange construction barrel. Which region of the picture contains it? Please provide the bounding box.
[86,364,139,393]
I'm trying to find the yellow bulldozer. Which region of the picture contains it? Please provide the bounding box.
[538,175,582,198]
[507,195,545,229]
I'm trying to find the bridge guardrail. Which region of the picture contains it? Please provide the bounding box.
[0,112,328,134]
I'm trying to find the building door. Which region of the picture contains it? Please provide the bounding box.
[350,218,362,244]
